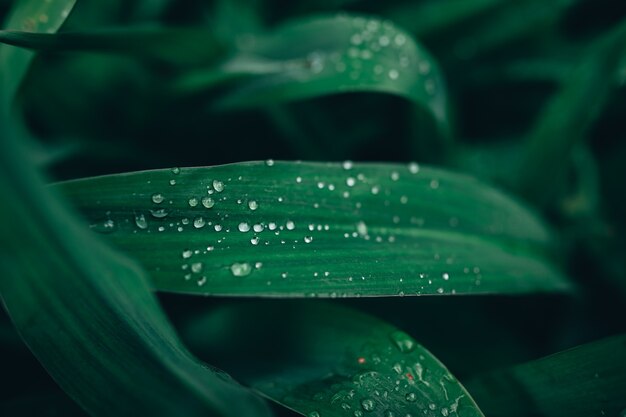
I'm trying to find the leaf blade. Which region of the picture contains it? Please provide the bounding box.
[57,161,570,297]
[183,301,485,417]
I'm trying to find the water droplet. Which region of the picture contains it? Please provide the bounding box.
[441,408,449,417]
[379,35,390,46]
[430,179,440,189]
[394,33,406,46]
[191,262,203,273]
[405,392,416,402]
[150,208,169,218]
[361,398,376,412]
[202,196,215,208]
[90,219,116,234]
[182,249,193,259]
[197,276,207,286]
[194,217,206,228]
[213,180,224,192]
[286,220,295,230]
[390,331,416,353]
[308,52,324,74]
[134,213,148,229]
[391,171,399,181]
[248,200,258,211]
[308,412,320,417]
[343,160,354,170]
[296,176,303,183]
[152,193,164,204]
[231,262,252,277]
[214,224,222,232]
[429,403,436,411]
[268,222,277,231]
[408,162,419,174]
[354,411,363,417]
[251,236,260,245]
[265,159,275,166]
[346,177,356,187]
[371,186,380,195]
[442,273,449,280]
[188,197,199,207]
[171,167,180,175]
[388,69,399,80]
[238,222,250,232]
[357,221,368,236]
[304,236,313,243]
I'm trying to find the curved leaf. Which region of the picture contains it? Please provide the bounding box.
[465,334,626,417]
[183,301,485,417]
[1,3,270,415]
[179,15,449,134]
[57,161,570,297]
[0,116,272,417]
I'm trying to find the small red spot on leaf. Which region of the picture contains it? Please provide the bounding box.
[406,373,414,380]
[358,357,366,364]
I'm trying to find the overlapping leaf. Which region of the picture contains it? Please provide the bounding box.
[57,161,570,297]
[184,301,485,417]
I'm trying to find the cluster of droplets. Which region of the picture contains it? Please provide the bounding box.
[302,331,468,417]
[298,16,438,99]
[88,162,486,294]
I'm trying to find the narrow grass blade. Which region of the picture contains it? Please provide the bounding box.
[184,301,485,417]
[0,27,225,66]
[57,162,570,297]
[518,19,626,205]
[180,15,449,136]
[465,334,626,417]
[0,0,76,101]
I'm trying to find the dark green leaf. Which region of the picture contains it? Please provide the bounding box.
[184,301,485,417]
[0,26,225,66]
[518,18,626,204]
[465,334,626,417]
[57,162,570,297]
[179,15,449,135]
[0,116,272,417]
[0,0,76,101]
[0,2,269,416]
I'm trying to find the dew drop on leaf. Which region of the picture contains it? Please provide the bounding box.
[134,213,148,230]
[201,196,215,209]
[212,180,224,192]
[151,193,164,204]
[361,398,376,412]
[231,262,252,277]
[389,331,416,353]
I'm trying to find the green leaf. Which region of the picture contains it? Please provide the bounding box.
[0,26,225,66]
[465,334,626,417]
[0,3,268,415]
[183,301,485,417]
[179,15,449,135]
[57,161,570,297]
[517,19,626,204]
[0,119,272,417]
[0,0,76,101]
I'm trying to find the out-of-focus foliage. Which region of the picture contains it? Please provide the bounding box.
[1,0,626,416]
